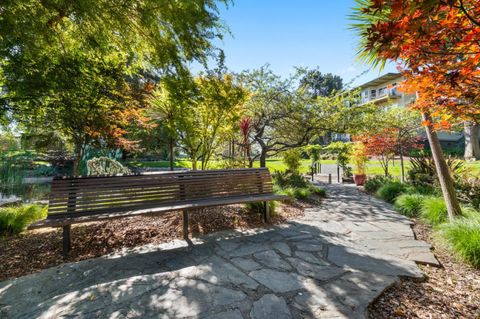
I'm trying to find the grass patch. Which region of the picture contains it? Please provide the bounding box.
[394,193,425,217]
[0,204,47,236]
[440,212,480,268]
[420,197,448,226]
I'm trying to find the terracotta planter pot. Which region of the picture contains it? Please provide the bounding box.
[353,174,367,186]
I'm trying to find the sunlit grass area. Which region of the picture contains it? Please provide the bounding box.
[127,158,480,178]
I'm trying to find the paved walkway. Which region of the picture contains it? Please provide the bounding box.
[0,183,438,319]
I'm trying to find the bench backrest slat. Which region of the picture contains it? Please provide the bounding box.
[47,168,274,219]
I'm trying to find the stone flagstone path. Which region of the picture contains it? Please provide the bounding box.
[0,183,438,318]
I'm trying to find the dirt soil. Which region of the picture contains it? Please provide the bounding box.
[0,200,308,281]
[369,220,480,319]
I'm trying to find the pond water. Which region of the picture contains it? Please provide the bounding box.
[0,183,51,205]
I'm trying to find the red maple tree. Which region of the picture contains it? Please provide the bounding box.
[351,0,480,218]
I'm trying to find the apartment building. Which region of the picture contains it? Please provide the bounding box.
[356,72,416,108]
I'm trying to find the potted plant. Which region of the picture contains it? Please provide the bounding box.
[351,142,368,186]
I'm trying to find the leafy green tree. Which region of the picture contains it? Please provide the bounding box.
[150,73,246,170]
[240,66,378,168]
[0,0,228,175]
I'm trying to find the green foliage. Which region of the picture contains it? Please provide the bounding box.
[304,144,322,163]
[282,148,302,174]
[408,154,464,187]
[364,175,394,194]
[0,204,47,236]
[440,212,480,268]
[31,165,58,177]
[86,157,131,176]
[376,181,407,203]
[324,142,352,177]
[454,174,480,210]
[404,183,438,196]
[272,171,309,189]
[308,185,327,197]
[394,193,425,217]
[150,73,246,170]
[1,0,228,174]
[245,201,277,216]
[420,197,448,225]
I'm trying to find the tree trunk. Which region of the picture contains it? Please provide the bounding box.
[423,112,462,220]
[464,121,480,161]
[259,149,267,168]
[73,140,85,176]
[399,146,405,183]
[169,137,174,171]
[191,159,197,171]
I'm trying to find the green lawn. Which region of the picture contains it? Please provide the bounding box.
[127,158,480,178]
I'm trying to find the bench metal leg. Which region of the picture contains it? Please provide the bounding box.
[182,210,189,240]
[263,202,270,223]
[62,225,71,257]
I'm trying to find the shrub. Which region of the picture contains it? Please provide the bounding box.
[31,165,58,177]
[408,154,464,187]
[294,187,311,200]
[282,148,302,174]
[455,175,480,210]
[394,193,425,217]
[364,175,394,194]
[0,204,47,235]
[309,185,327,197]
[376,181,406,203]
[420,197,448,225]
[440,212,480,268]
[272,171,308,189]
[245,201,277,216]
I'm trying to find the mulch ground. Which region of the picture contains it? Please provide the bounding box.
[0,200,311,281]
[369,220,480,319]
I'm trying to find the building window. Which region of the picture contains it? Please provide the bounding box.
[378,87,386,96]
[370,89,376,99]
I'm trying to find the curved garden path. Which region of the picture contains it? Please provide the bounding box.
[0,182,438,319]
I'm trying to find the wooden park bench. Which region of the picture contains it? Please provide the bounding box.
[28,168,286,256]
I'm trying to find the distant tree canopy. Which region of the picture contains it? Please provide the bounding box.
[299,69,343,98]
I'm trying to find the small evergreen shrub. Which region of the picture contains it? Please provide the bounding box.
[420,197,448,225]
[394,193,425,217]
[309,185,327,197]
[440,212,480,268]
[364,175,393,194]
[245,201,277,216]
[376,181,406,203]
[294,188,311,200]
[0,204,48,236]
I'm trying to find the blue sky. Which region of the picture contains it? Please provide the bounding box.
[208,0,397,87]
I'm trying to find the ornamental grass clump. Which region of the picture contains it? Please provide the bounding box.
[0,204,47,236]
[420,196,448,226]
[440,212,480,268]
[394,193,425,217]
[376,180,406,203]
[364,175,393,194]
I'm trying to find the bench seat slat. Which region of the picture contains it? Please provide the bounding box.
[29,193,286,228]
